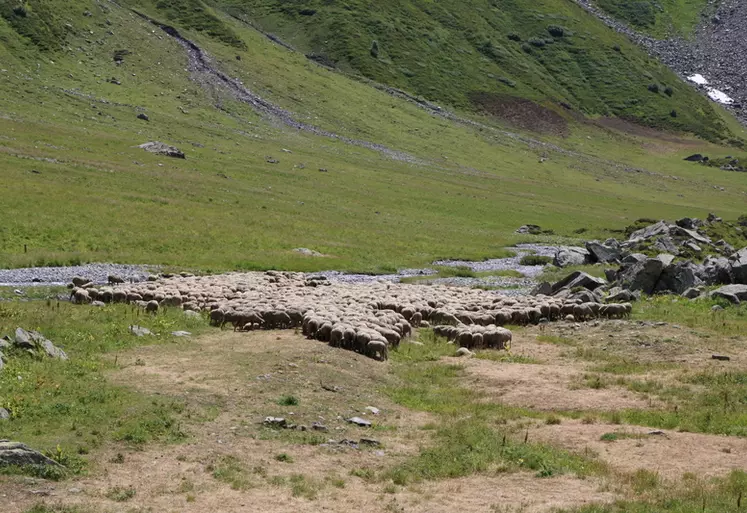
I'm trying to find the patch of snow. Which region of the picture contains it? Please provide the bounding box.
[707,88,734,105]
[688,74,709,85]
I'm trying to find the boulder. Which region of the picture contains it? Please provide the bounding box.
[530,282,552,296]
[675,217,700,229]
[681,287,703,299]
[553,247,590,267]
[710,290,741,305]
[0,408,9,420]
[138,141,185,159]
[730,248,747,284]
[683,154,706,162]
[585,240,624,263]
[654,262,701,295]
[657,254,676,267]
[653,236,679,255]
[0,441,63,468]
[671,226,711,245]
[710,284,747,302]
[606,288,637,303]
[622,253,648,265]
[682,240,702,253]
[714,239,735,256]
[699,256,732,285]
[617,258,664,295]
[630,220,669,241]
[551,271,606,294]
[129,325,153,337]
[13,328,67,360]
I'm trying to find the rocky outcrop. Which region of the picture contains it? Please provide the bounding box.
[616,258,664,295]
[550,271,606,294]
[585,240,623,263]
[654,261,701,295]
[12,328,68,360]
[138,141,186,159]
[0,440,63,468]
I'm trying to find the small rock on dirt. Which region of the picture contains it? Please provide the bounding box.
[0,440,63,468]
[455,347,474,357]
[171,331,191,337]
[365,406,380,415]
[138,141,185,159]
[712,354,731,361]
[137,113,149,121]
[359,438,381,447]
[263,417,287,428]
[347,417,372,427]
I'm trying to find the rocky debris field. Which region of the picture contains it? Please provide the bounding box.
[67,271,632,361]
[0,328,69,373]
[573,0,746,124]
[0,263,156,287]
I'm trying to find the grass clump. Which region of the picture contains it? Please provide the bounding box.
[209,455,252,490]
[519,255,552,266]
[277,395,299,406]
[105,486,136,502]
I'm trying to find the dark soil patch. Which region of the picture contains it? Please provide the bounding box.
[469,93,569,136]
[594,117,702,146]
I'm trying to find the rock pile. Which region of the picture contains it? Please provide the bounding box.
[71,272,633,360]
[0,328,67,372]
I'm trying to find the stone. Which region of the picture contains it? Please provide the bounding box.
[707,213,722,223]
[681,287,702,299]
[607,288,637,303]
[129,325,153,337]
[263,417,287,428]
[138,141,185,159]
[551,271,606,294]
[712,354,730,361]
[622,253,648,265]
[515,224,542,235]
[530,282,552,296]
[657,254,676,267]
[311,422,328,432]
[455,347,474,357]
[365,406,380,415]
[137,113,149,121]
[553,247,590,267]
[630,220,669,240]
[359,438,381,447]
[585,240,624,263]
[671,226,711,245]
[683,154,706,162]
[604,268,618,282]
[712,305,724,312]
[682,240,702,253]
[654,262,702,295]
[39,338,68,360]
[13,327,34,350]
[675,217,698,229]
[0,408,9,420]
[710,284,747,303]
[184,310,201,318]
[347,417,372,427]
[13,328,67,360]
[730,248,747,284]
[714,239,735,256]
[0,441,63,468]
[699,256,733,285]
[91,301,106,307]
[617,258,664,295]
[171,331,191,337]
[653,236,679,255]
[294,248,324,257]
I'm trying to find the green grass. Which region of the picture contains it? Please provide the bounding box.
[105,485,137,502]
[634,296,747,337]
[0,0,745,273]
[560,470,747,513]
[0,300,209,469]
[226,0,734,142]
[210,455,252,490]
[380,330,606,484]
[595,0,709,38]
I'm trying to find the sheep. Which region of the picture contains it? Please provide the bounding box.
[366,340,388,361]
[146,300,159,314]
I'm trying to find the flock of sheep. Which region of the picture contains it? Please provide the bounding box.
[69,271,632,361]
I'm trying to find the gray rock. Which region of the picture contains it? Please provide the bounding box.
[263,417,287,428]
[359,438,381,447]
[13,329,67,360]
[604,268,618,282]
[607,288,637,302]
[294,248,324,257]
[714,239,735,256]
[38,338,68,360]
[347,417,372,427]
[654,262,701,295]
[171,331,191,337]
[551,271,606,294]
[630,220,669,240]
[138,141,185,159]
[707,213,722,223]
[657,254,676,267]
[617,258,664,295]
[711,290,740,305]
[586,240,624,263]
[184,310,201,318]
[712,354,730,361]
[91,301,106,307]
[682,240,702,253]
[129,325,153,337]
[653,236,679,255]
[13,328,34,350]
[0,408,9,420]
[622,253,648,264]
[516,224,542,234]
[455,347,474,357]
[671,226,711,245]
[710,284,747,302]
[137,113,149,121]
[681,287,703,299]
[553,247,590,267]
[0,441,63,468]
[730,248,747,284]
[712,305,724,312]
[699,256,732,285]
[675,217,699,229]
[531,282,552,296]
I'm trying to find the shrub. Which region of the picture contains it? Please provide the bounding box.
[497,76,516,88]
[278,395,299,406]
[521,43,532,53]
[670,109,677,117]
[370,40,379,58]
[528,38,546,48]
[664,86,674,97]
[648,83,660,93]
[547,25,567,37]
[507,32,521,41]
[519,255,552,266]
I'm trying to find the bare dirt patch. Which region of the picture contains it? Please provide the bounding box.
[4,330,614,513]
[470,92,569,136]
[532,419,747,480]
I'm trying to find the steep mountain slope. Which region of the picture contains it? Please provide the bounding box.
[0,0,745,271]
[593,0,709,37]
[216,0,734,143]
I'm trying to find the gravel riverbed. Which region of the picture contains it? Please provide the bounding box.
[0,264,157,287]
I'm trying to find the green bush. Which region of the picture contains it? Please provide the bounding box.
[519,255,552,266]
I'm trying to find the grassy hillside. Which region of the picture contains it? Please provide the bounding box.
[0,0,745,273]
[219,0,733,143]
[595,0,709,37]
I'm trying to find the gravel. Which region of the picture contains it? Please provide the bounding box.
[0,264,156,287]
